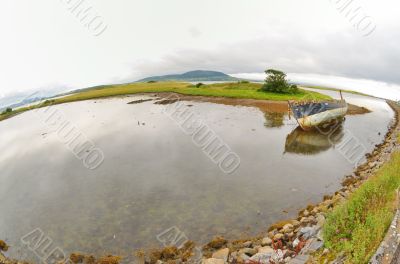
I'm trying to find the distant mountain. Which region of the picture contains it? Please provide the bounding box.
[137,70,238,82]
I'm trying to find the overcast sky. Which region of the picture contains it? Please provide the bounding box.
[1,0,400,105]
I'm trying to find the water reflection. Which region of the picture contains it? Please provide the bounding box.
[285,125,345,155]
[264,112,285,128]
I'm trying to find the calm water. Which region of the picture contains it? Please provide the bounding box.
[0,92,394,259]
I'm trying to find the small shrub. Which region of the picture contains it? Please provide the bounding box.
[195,83,204,88]
[238,80,250,84]
[147,80,157,83]
[1,107,12,115]
[261,69,299,94]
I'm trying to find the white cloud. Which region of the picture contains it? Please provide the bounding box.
[0,0,399,106]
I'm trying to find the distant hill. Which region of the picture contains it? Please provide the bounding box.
[137,70,238,82]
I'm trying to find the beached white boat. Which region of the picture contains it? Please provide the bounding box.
[288,92,348,131]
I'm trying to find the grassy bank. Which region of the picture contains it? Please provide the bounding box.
[0,81,331,122]
[323,151,400,263]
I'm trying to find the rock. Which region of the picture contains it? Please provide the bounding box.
[206,237,227,249]
[292,238,300,248]
[242,241,252,248]
[212,248,229,262]
[288,254,310,264]
[316,214,326,229]
[282,224,294,233]
[238,248,257,257]
[0,241,9,252]
[258,246,274,254]
[273,233,284,241]
[301,239,323,254]
[291,220,301,228]
[161,247,179,259]
[287,232,294,238]
[299,226,317,240]
[249,253,273,264]
[237,253,250,262]
[268,230,276,239]
[261,237,272,246]
[300,217,309,224]
[316,230,324,241]
[270,249,286,263]
[303,210,310,217]
[202,258,224,264]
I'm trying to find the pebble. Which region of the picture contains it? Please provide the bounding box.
[261,237,272,246]
[273,233,284,241]
[238,248,257,256]
[258,246,274,254]
[291,220,301,227]
[212,248,229,262]
[242,241,252,248]
[202,258,224,264]
[249,253,273,264]
[282,224,294,233]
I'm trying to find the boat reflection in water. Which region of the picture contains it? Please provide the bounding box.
[285,125,345,155]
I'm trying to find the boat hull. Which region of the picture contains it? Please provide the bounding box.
[297,105,348,131]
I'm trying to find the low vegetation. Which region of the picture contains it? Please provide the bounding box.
[323,151,400,263]
[0,81,331,122]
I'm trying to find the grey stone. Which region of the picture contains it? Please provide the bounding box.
[249,253,272,264]
[288,254,310,264]
[299,226,317,239]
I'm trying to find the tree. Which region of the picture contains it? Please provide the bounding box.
[261,69,299,94]
[1,108,12,115]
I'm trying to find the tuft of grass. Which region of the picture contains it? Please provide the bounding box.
[323,151,400,264]
[0,82,331,122]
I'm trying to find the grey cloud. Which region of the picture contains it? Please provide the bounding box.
[129,28,400,85]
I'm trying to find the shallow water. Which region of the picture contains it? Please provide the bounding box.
[0,92,394,260]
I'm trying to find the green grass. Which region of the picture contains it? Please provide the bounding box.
[303,85,371,97]
[323,152,400,263]
[0,82,331,122]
